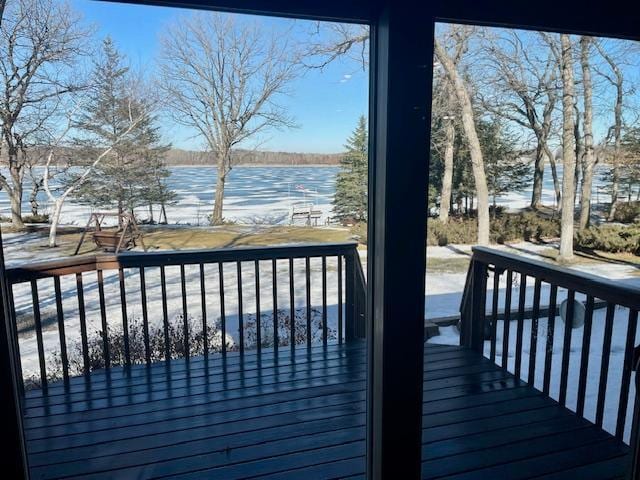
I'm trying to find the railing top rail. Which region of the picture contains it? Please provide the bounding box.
[472,246,640,311]
[6,242,359,284]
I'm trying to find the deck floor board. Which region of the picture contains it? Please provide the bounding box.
[25,342,630,479]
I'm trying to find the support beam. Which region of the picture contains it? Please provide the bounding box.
[0,227,29,478]
[367,4,432,478]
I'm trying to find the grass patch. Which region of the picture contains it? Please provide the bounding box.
[19,225,357,258]
[426,256,471,274]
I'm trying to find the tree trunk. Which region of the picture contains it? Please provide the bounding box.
[531,143,545,210]
[48,199,64,248]
[579,36,595,230]
[160,204,167,224]
[544,144,562,211]
[148,204,155,224]
[573,105,583,206]
[212,171,226,225]
[434,39,490,245]
[558,34,576,263]
[9,184,24,228]
[439,119,455,223]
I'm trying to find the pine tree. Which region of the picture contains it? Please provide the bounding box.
[333,115,368,222]
[71,38,173,224]
[480,119,532,212]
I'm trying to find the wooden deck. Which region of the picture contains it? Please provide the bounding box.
[24,342,630,480]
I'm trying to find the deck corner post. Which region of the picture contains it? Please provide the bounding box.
[344,252,356,342]
[345,248,363,341]
[461,259,488,353]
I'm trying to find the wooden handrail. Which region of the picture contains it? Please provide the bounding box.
[6,242,359,284]
[472,246,640,311]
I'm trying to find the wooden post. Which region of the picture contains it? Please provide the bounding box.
[345,250,357,342]
[460,259,488,353]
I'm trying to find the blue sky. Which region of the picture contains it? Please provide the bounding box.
[69,0,369,154]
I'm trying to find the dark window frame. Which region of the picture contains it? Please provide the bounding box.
[3,1,640,478]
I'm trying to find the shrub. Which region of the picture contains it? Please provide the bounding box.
[575,224,640,254]
[612,201,640,224]
[426,212,559,246]
[23,214,50,223]
[24,307,336,389]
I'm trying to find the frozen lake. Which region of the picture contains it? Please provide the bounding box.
[0,163,613,226]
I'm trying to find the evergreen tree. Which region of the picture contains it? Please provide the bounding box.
[71,38,173,224]
[479,119,531,212]
[333,115,368,222]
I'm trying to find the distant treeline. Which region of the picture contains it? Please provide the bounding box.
[165,148,344,166]
[12,147,345,167]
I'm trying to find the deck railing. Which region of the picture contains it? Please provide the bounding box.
[460,246,640,454]
[6,242,366,393]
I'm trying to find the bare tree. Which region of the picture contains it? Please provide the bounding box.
[159,13,299,225]
[482,31,561,211]
[0,0,89,228]
[558,34,577,262]
[434,26,490,245]
[579,36,596,230]
[595,41,625,221]
[304,23,369,70]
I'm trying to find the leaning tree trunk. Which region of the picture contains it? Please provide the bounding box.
[543,144,562,211]
[558,34,577,263]
[48,199,65,248]
[439,119,455,223]
[579,36,595,230]
[434,39,490,245]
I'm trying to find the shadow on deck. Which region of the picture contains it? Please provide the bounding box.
[24,342,630,480]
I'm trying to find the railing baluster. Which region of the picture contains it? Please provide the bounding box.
[219,262,226,355]
[527,278,542,385]
[237,261,244,355]
[254,260,261,353]
[30,280,47,391]
[501,270,513,370]
[160,266,170,362]
[322,256,327,346]
[338,255,343,345]
[305,256,312,348]
[118,268,130,367]
[180,264,189,359]
[53,276,69,383]
[616,309,638,439]
[200,264,208,356]
[514,274,527,379]
[97,270,110,369]
[576,296,595,417]
[139,267,150,365]
[596,302,616,427]
[272,259,278,353]
[490,268,501,363]
[289,257,295,349]
[559,290,576,406]
[75,273,90,375]
[543,284,558,396]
